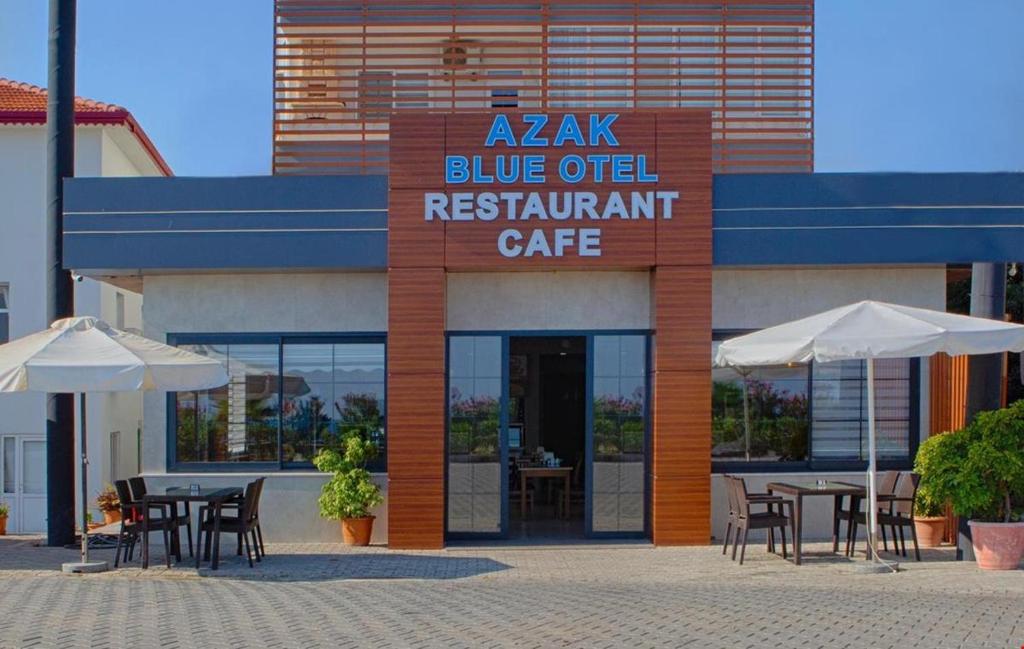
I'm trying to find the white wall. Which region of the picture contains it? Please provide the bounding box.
[447,270,650,331]
[713,267,947,329]
[0,124,152,530]
[139,272,389,543]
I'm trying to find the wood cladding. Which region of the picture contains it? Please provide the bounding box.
[388,108,713,547]
[929,353,968,435]
[274,0,813,175]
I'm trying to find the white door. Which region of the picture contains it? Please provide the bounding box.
[20,439,47,533]
[1,436,47,534]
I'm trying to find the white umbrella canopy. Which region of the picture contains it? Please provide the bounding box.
[715,300,1024,367]
[0,316,228,572]
[714,300,1024,571]
[0,316,228,393]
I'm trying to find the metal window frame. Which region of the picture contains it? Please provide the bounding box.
[166,331,387,473]
[710,329,921,474]
[444,329,651,542]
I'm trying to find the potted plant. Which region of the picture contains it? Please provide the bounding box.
[912,438,950,547]
[312,432,383,546]
[915,400,1024,569]
[0,501,8,535]
[96,484,121,525]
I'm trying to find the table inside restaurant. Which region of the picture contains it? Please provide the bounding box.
[142,487,243,570]
[519,467,573,519]
[765,481,865,565]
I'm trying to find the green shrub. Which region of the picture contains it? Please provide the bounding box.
[914,400,1024,523]
[312,433,384,520]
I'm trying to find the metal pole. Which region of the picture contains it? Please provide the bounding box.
[967,263,1007,418]
[956,262,1007,561]
[866,358,879,564]
[741,373,751,462]
[79,393,89,563]
[45,0,77,548]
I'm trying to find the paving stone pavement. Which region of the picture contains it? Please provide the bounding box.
[0,535,1021,649]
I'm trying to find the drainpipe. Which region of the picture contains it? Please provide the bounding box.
[44,0,77,547]
[957,262,1007,561]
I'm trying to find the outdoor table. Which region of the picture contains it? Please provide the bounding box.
[519,467,572,519]
[142,487,243,570]
[765,481,865,565]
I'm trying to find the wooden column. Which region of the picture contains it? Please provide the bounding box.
[387,116,446,548]
[651,114,713,545]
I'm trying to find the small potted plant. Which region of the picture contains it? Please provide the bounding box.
[312,432,383,546]
[96,484,121,525]
[0,501,8,535]
[916,400,1024,569]
[912,439,950,547]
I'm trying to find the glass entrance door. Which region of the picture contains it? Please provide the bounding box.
[446,336,506,536]
[444,332,648,541]
[589,335,648,535]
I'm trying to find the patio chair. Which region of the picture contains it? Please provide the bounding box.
[112,480,140,567]
[113,478,178,569]
[130,476,193,558]
[726,476,795,565]
[229,476,266,559]
[836,470,900,556]
[721,475,787,555]
[850,472,921,561]
[198,479,263,568]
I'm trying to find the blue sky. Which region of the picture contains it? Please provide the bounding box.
[1,0,1022,176]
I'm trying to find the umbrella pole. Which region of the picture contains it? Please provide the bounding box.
[741,373,751,462]
[866,359,879,565]
[79,392,89,564]
[61,393,107,573]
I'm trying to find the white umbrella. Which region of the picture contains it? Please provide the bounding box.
[0,316,228,572]
[715,300,1024,569]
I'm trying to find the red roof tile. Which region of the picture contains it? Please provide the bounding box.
[0,78,172,175]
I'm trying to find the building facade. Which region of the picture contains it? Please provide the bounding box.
[59,3,1022,548]
[0,79,170,532]
[273,0,813,175]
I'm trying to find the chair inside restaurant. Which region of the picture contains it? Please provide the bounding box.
[508,336,586,539]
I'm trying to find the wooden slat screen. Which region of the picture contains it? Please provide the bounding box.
[274,0,813,175]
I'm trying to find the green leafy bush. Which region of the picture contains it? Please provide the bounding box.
[0,501,8,518]
[914,400,1024,523]
[312,433,383,520]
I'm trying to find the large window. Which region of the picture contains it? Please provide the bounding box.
[712,335,918,470]
[171,336,385,471]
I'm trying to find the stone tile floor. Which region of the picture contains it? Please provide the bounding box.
[0,535,1021,649]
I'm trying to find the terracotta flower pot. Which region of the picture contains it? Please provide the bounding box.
[341,516,375,546]
[103,510,122,526]
[968,520,1024,570]
[913,516,945,548]
[0,516,7,536]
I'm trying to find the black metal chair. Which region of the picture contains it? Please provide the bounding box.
[726,476,795,565]
[112,480,139,567]
[837,470,900,556]
[198,479,263,568]
[115,479,177,569]
[129,476,193,559]
[851,472,922,561]
[225,477,266,560]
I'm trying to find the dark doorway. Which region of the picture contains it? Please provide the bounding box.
[508,336,586,539]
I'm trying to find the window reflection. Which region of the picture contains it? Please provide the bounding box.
[174,339,385,469]
[711,362,810,462]
[175,344,280,463]
[282,343,385,464]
